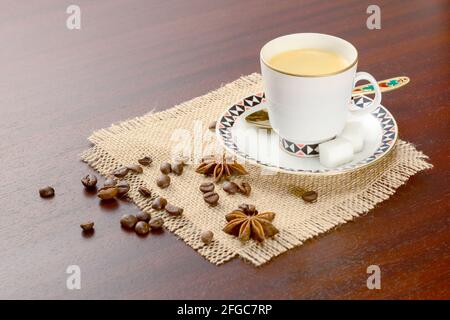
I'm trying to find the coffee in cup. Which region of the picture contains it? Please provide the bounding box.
[268,48,349,76]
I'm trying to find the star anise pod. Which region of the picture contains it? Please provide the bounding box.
[196,154,248,182]
[223,204,278,242]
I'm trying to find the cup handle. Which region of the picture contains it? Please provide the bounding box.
[349,71,382,115]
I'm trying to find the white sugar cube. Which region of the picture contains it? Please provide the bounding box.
[338,122,365,153]
[319,138,354,168]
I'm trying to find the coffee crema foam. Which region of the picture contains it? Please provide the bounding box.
[268,48,349,76]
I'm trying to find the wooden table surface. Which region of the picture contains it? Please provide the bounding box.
[1,0,449,299]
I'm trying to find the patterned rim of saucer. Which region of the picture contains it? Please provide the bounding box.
[216,93,398,175]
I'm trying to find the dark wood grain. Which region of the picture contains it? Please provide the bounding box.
[0,0,449,299]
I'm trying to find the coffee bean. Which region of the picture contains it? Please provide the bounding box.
[149,217,164,229]
[201,230,214,244]
[80,221,94,231]
[151,197,167,210]
[247,204,257,214]
[81,175,97,189]
[104,176,117,187]
[160,162,172,174]
[135,221,150,235]
[116,180,130,197]
[302,190,318,203]
[208,121,217,130]
[39,186,55,198]
[203,191,219,206]
[156,174,170,188]
[138,156,153,166]
[138,185,152,197]
[199,182,215,193]
[165,204,183,216]
[238,203,257,215]
[120,214,138,229]
[97,186,118,200]
[223,181,238,194]
[113,166,129,178]
[237,181,251,196]
[127,164,143,174]
[136,212,150,223]
[172,162,184,175]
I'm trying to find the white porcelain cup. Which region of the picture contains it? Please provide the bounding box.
[260,33,382,157]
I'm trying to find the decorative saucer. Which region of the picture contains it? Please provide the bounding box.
[216,93,398,175]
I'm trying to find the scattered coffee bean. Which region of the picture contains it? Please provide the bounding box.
[113,166,129,178]
[208,121,217,130]
[127,164,143,174]
[120,214,138,229]
[201,230,214,244]
[165,204,183,216]
[151,197,167,210]
[302,190,318,203]
[39,186,55,198]
[135,221,150,235]
[223,181,238,194]
[104,176,117,187]
[160,162,172,174]
[237,181,251,196]
[80,221,94,231]
[203,191,219,206]
[116,180,130,197]
[199,182,215,193]
[149,217,164,229]
[138,185,152,197]
[138,156,153,166]
[156,174,170,188]
[97,186,118,200]
[81,175,97,189]
[239,203,257,215]
[136,212,151,222]
[172,162,184,175]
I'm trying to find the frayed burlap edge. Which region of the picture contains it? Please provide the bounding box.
[234,141,432,265]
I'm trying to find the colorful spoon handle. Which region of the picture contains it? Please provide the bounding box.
[352,76,410,97]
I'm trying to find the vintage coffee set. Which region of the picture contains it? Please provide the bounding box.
[215,33,409,176]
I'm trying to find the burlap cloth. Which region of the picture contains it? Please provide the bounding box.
[81,73,432,266]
